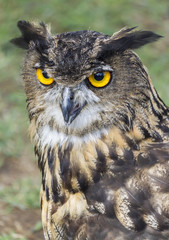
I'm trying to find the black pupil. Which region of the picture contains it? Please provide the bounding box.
[42,71,49,79]
[94,72,104,81]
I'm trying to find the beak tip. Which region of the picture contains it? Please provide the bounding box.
[63,114,69,124]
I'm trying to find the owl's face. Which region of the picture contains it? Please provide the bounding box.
[12,21,161,146]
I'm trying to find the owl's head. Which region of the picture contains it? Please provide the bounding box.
[12,21,164,146]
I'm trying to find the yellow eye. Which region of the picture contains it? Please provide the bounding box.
[36,68,54,85]
[88,71,111,88]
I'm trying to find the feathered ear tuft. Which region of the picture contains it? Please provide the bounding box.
[10,20,50,49]
[97,27,162,59]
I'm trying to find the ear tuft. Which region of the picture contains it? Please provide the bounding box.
[98,27,162,59]
[10,20,50,49]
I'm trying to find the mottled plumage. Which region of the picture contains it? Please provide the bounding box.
[12,20,169,240]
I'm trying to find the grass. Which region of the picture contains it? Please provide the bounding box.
[0,178,40,210]
[0,0,168,239]
[0,233,27,240]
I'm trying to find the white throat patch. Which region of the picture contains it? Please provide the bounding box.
[37,125,108,148]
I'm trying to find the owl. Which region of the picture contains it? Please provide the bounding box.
[11,20,169,240]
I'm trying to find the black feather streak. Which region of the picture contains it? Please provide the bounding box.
[47,147,55,172]
[124,136,140,150]
[140,126,151,139]
[137,153,157,167]
[42,168,46,191]
[76,172,89,191]
[158,124,169,133]
[58,145,72,176]
[58,145,73,192]
[51,175,59,203]
[123,149,135,165]
[46,186,50,201]
[96,147,107,173]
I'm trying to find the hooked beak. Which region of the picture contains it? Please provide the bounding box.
[61,88,86,125]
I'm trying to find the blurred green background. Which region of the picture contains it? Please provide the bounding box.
[0,0,169,239]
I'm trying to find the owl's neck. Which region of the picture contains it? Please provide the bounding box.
[33,108,169,181]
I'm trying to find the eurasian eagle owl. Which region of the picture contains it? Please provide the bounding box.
[12,21,169,240]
